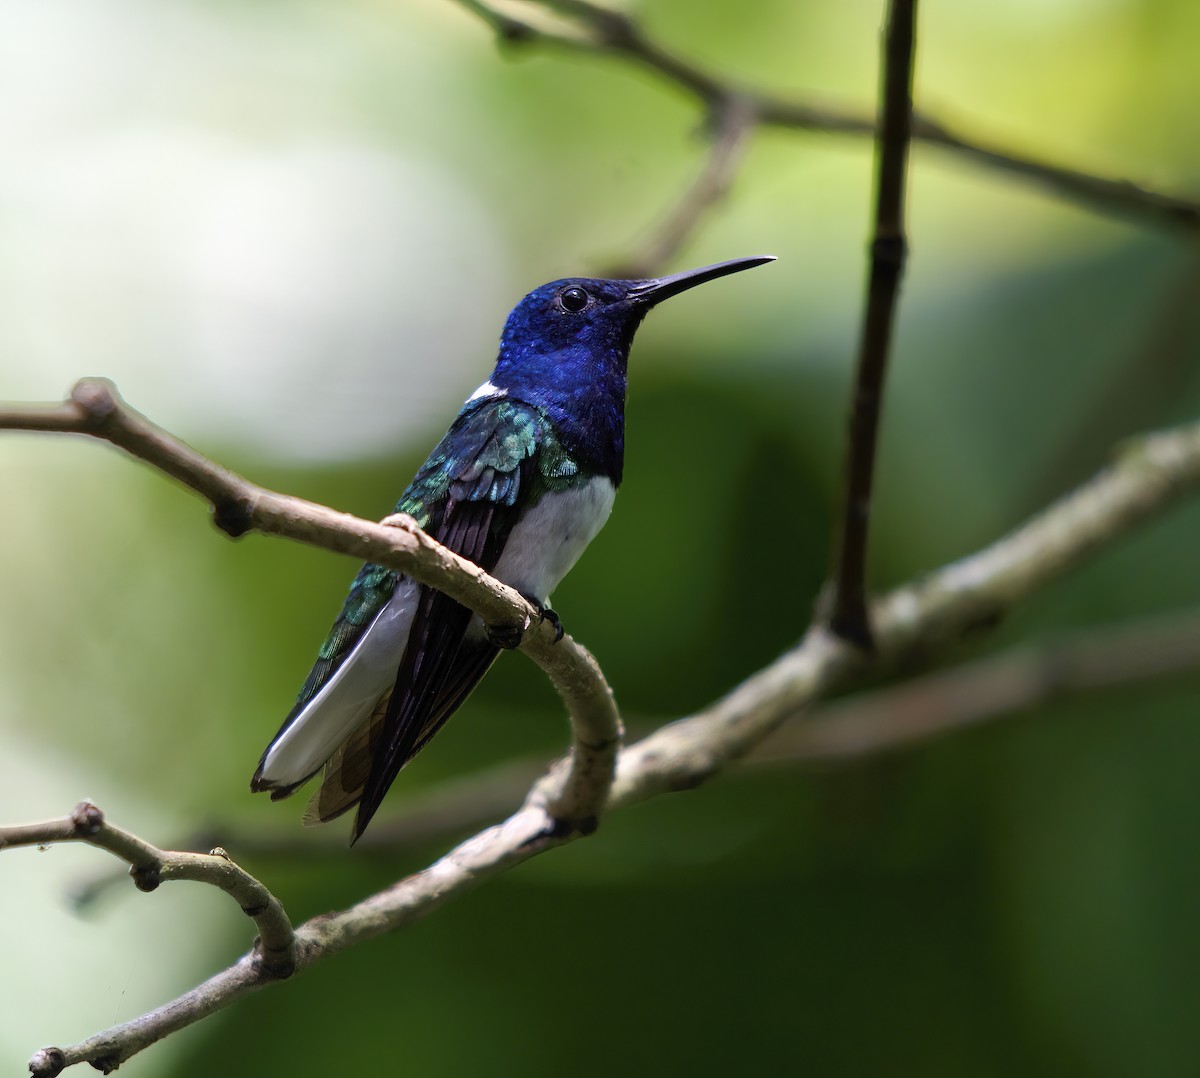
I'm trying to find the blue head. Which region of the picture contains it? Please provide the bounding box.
[488,255,774,479]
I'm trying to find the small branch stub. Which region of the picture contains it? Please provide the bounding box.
[29,1047,67,1078]
[71,800,104,835]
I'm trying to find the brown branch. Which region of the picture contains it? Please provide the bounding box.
[0,381,621,832]
[908,114,1200,232]
[454,0,1200,237]
[69,606,1197,887]
[607,95,758,278]
[609,419,1200,806]
[6,7,1195,1071]
[750,608,1200,764]
[27,807,566,1076]
[827,0,918,650]
[0,801,295,979]
[6,392,1200,1070]
[68,759,549,909]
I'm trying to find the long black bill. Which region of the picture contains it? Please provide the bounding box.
[627,255,776,307]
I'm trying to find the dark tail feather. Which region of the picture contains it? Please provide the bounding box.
[350,627,499,844]
[302,691,392,826]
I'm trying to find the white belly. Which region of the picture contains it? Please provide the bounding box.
[489,477,617,604]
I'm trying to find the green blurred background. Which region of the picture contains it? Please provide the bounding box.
[3,0,1200,1074]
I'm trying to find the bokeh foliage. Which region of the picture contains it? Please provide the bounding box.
[2,0,1199,1075]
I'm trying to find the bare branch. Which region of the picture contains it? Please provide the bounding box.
[454,0,540,44]
[8,395,1200,1070]
[827,0,918,649]
[0,803,293,977]
[15,808,290,1075]
[907,113,1200,233]
[610,420,1200,805]
[608,95,758,279]
[69,760,548,909]
[453,0,1200,237]
[751,608,1200,764]
[29,807,561,1075]
[6,5,1196,1072]
[28,954,268,1078]
[70,604,1200,907]
[0,381,621,830]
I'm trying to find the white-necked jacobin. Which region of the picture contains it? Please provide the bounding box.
[252,255,775,840]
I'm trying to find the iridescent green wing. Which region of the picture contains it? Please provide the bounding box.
[289,397,577,718]
[349,396,579,838]
[393,395,580,521]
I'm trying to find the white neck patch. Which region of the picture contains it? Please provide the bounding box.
[466,380,506,403]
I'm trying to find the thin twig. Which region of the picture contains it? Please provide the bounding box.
[0,381,622,831]
[7,395,1200,1070]
[29,807,562,1076]
[0,802,294,978]
[454,0,539,44]
[908,114,1200,232]
[827,0,918,649]
[453,0,1200,237]
[609,95,758,278]
[69,760,548,909]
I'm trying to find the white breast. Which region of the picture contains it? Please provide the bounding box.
[489,477,617,604]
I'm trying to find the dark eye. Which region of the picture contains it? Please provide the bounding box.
[559,287,589,313]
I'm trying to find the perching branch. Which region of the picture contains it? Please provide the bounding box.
[827,0,918,650]
[6,392,1200,1071]
[454,0,1200,243]
[0,380,621,830]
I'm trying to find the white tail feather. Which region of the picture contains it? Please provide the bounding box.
[257,579,419,787]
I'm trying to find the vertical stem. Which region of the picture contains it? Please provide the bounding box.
[827,0,918,650]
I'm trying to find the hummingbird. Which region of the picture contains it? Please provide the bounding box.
[251,255,775,841]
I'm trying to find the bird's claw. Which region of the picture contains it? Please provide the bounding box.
[538,604,565,643]
[484,594,564,650]
[519,814,598,850]
[521,593,564,643]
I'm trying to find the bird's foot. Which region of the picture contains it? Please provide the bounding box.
[484,594,564,650]
[485,620,525,650]
[519,813,598,850]
[528,595,565,644]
